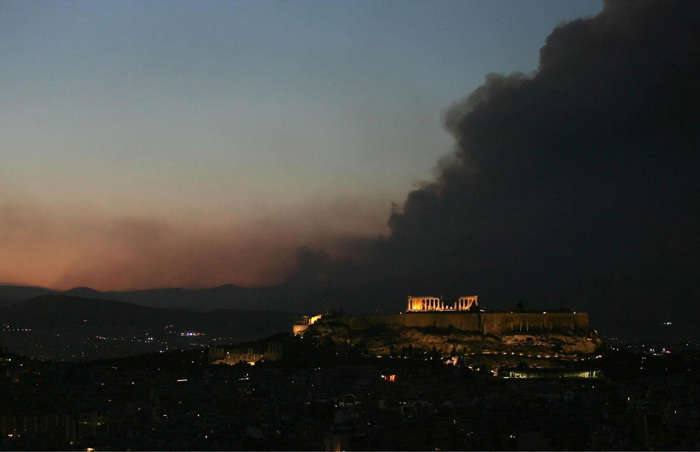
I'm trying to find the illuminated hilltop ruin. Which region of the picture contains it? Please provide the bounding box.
[296,294,600,358]
[407,295,478,312]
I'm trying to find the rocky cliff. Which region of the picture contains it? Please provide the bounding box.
[308,313,601,358]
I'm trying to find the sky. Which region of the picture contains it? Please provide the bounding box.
[1,0,604,290]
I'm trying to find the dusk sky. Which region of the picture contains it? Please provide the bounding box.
[1,0,604,289]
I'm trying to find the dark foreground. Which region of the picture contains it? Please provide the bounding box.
[1,336,699,450]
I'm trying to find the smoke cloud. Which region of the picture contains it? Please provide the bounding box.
[294,0,700,316]
[0,197,388,290]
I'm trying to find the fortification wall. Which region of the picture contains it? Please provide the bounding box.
[338,312,590,335]
[480,312,590,335]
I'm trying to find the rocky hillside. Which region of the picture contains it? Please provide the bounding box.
[307,317,601,358]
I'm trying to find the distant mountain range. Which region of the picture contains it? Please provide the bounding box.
[0,284,54,306]
[0,283,306,312]
[0,282,402,313]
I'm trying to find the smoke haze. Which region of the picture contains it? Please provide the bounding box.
[0,196,388,290]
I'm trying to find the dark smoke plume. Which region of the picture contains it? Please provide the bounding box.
[294,0,700,322]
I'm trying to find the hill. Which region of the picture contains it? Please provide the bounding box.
[0,295,298,361]
[0,294,298,335]
[0,284,53,307]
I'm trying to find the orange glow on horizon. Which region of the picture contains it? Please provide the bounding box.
[0,198,387,291]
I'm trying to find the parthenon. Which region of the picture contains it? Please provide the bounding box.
[407,295,478,312]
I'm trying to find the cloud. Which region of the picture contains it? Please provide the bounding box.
[294,0,700,315]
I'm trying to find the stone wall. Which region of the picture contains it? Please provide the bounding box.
[338,312,590,335]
